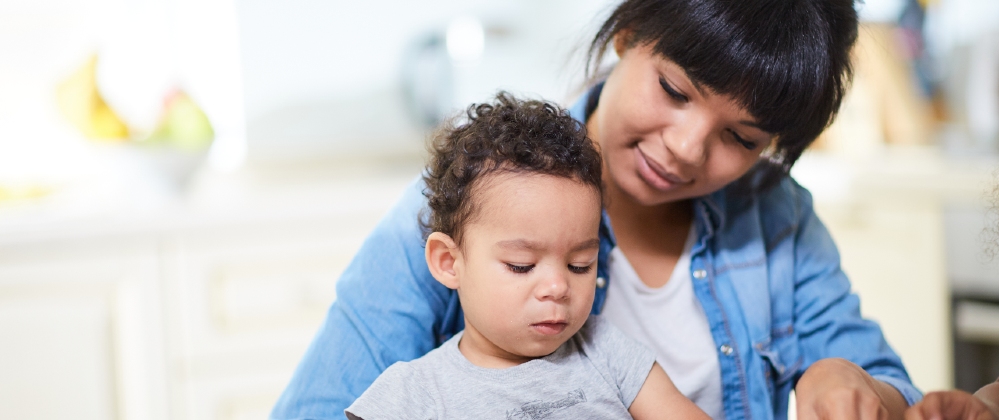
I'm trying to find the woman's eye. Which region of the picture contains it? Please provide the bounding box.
[506,263,534,274]
[659,77,689,103]
[730,130,757,150]
[568,264,593,274]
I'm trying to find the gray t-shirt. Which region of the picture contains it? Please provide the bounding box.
[345,315,656,420]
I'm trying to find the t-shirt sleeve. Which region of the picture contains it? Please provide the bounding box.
[577,315,658,408]
[344,362,436,420]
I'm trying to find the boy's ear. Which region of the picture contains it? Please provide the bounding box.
[613,29,634,56]
[425,232,461,290]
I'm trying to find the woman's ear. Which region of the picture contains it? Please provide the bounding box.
[425,232,461,290]
[613,29,634,57]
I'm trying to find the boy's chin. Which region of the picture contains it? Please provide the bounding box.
[512,343,562,359]
[512,333,579,358]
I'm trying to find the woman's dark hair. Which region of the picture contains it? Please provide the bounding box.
[421,92,603,245]
[587,0,859,190]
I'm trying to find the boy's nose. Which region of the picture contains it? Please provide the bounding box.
[536,270,570,301]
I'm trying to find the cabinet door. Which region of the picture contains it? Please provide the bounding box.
[0,238,166,420]
[162,213,382,420]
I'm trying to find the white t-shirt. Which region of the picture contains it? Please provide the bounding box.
[601,226,726,420]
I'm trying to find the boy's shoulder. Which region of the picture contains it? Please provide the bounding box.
[344,336,458,420]
[376,331,460,380]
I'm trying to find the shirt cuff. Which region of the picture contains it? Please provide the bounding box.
[873,374,924,406]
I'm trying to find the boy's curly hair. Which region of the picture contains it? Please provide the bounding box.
[421,92,603,245]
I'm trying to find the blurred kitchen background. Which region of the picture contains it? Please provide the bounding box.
[1,0,998,419]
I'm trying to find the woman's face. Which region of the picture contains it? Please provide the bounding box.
[588,41,775,207]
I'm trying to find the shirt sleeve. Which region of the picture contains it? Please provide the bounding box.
[270,177,462,420]
[789,182,923,405]
[344,362,437,420]
[578,315,658,408]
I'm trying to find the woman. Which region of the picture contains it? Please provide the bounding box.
[271,1,920,419]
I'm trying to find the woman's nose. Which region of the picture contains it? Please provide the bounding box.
[663,113,711,166]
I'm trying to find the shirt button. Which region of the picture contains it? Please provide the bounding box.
[596,277,607,288]
[720,344,734,356]
[693,269,707,279]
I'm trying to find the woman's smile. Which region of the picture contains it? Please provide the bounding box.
[634,145,691,192]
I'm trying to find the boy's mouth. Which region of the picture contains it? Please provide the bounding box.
[531,322,567,336]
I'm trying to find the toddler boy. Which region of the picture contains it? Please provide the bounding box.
[345,93,708,420]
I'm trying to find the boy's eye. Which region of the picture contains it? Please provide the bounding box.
[568,264,592,274]
[506,263,534,274]
[730,130,757,150]
[659,77,689,103]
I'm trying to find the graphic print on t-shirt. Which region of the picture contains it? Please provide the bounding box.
[505,389,587,420]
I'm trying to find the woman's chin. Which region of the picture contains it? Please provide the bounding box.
[614,175,684,207]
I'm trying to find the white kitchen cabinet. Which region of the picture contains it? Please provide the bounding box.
[0,237,166,420]
[161,214,382,420]
[0,161,419,420]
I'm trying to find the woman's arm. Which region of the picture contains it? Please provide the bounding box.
[629,362,711,420]
[787,183,920,420]
[270,178,460,420]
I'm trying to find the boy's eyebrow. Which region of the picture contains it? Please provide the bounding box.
[496,239,544,251]
[496,238,601,252]
[571,238,601,252]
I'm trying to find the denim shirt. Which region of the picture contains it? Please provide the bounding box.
[271,87,922,420]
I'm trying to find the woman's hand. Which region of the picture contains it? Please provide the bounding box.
[795,358,909,420]
[905,390,999,420]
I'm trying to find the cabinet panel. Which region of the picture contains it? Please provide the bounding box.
[163,214,384,419]
[0,240,164,420]
[0,295,115,420]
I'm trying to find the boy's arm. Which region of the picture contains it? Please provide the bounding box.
[344,362,437,420]
[629,362,711,420]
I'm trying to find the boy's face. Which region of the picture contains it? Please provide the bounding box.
[430,172,602,368]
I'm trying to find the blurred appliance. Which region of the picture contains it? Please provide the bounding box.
[945,205,999,392]
[402,32,454,129]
